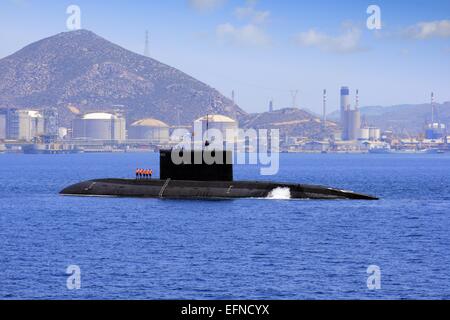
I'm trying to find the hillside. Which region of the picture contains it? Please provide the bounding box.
[0,30,245,126]
[239,108,339,139]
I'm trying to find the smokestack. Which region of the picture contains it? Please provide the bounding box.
[323,89,327,130]
[431,92,435,124]
[340,86,350,139]
[355,89,360,110]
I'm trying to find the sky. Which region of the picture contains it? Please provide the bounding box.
[0,0,449,114]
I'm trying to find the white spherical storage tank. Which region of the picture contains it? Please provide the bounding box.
[128,118,170,143]
[72,112,126,141]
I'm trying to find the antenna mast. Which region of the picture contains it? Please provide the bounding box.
[144,30,150,57]
[323,89,327,131]
[205,95,214,147]
[355,89,360,110]
[290,90,299,109]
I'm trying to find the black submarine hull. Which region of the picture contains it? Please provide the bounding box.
[60,179,378,200]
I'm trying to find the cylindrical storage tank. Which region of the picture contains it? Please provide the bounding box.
[72,112,126,141]
[375,129,381,141]
[128,118,170,144]
[194,115,238,143]
[369,128,381,141]
[358,128,370,140]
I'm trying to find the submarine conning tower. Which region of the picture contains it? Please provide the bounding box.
[159,149,233,182]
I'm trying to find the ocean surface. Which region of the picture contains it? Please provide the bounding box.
[1,152,450,300]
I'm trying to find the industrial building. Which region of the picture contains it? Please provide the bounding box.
[0,112,5,140]
[23,110,45,141]
[425,93,447,140]
[43,107,59,136]
[0,109,45,141]
[72,112,126,142]
[194,114,238,142]
[426,123,446,140]
[0,109,16,139]
[128,118,170,144]
[0,108,59,141]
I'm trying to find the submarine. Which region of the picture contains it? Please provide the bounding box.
[60,149,378,200]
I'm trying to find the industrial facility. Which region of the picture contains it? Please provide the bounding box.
[0,112,5,140]
[0,109,45,141]
[358,127,381,141]
[43,107,59,137]
[425,92,447,140]
[72,112,126,142]
[426,123,446,140]
[0,90,447,154]
[128,118,170,144]
[340,87,361,141]
[339,87,381,142]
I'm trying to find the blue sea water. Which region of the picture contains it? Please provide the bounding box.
[0,152,450,300]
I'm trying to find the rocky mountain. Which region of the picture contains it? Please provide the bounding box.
[239,108,339,139]
[328,102,450,135]
[0,30,245,126]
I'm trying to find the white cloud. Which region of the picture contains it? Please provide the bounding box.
[234,2,270,25]
[404,20,450,39]
[294,25,364,54]
[214,0,271,47]
[188,0,225,12]
[216,23,270,46]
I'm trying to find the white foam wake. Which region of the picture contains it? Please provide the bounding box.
[266,187,291,200]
